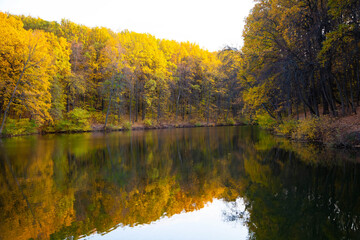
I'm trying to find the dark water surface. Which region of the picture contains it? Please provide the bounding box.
[1,126,360,240]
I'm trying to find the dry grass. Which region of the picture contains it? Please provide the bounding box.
[295,106,360,146]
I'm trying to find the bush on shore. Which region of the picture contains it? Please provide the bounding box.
[143,119,153,128]
[257,113,337,144]
[122,121,132,130]
[256,113,277,130]
[226,117,236,126]
[3,118,38,136]
[54,108,91,132]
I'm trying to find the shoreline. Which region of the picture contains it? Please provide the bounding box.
[3,119,360,150]
[260,115,360,149]
[0,122,246,138]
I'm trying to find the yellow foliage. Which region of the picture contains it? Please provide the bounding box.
[0,13,53,126]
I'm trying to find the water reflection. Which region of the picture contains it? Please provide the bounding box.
[82,198,248,240]
[0,126,360,240]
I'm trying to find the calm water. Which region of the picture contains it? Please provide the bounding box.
[1,126,360,240]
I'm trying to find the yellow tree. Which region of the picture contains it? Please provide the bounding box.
[86,27,112,110]
[202,52,220,124]
[0,13,52,134]
[98,37,124,129]
[118,31,168,122]
[217,47,242,122]
[59,19,91,111]
[46,32,71,121]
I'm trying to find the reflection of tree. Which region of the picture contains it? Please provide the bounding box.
[223,141,360,240]
[222,198,248,224]
[1,126,360,240]
[0,127,244,240]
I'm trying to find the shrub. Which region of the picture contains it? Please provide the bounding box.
[90,111,105,124]
[238,116,249,125]
[3,118,38,136]
[195,122,202,127]
[276,119,298,137]
[68,108,91,131]
[256,114,277,130]
[54,119,71,132]
[144,119,153,128]
[54,108,91,132]
[189,118,198,125]
[293,117,321,141]
[123,121,132,130]
[226,117,236,126]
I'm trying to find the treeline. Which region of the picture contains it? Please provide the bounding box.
[241,0,360,120]
[2,0,358,136]
[0,12,242,134]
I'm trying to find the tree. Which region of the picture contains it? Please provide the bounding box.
[0,13,52,134]
[98,37,124,129]
[217,47,243,122]
[46,32,71,121]
[240,0,357,121]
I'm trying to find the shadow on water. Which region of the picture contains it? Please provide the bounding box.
[0,126,360,239]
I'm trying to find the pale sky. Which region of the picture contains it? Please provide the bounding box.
[0,0,255,52]
[80,199,248,240]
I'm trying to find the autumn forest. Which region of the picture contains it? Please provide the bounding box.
[2,1,360,239]
[0,0,360,137]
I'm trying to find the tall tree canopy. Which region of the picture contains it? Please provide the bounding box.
[0,13,244,134]
[241,0,360,120]
[1,1,358,135]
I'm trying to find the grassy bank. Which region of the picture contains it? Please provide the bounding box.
[0,108,243,137]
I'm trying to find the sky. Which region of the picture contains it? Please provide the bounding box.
[80,198,248,240]
[0,0,255,52]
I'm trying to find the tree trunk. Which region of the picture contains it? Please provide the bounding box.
[216,95,220,124]
[342,74,350,114]
[142,97,146,121]
[135,83,138,122]
[189,99,192,120]
[157,90,161,123]
[355,61,360,105]
[67,86,71,112]
[296,101,299,120]
[175,89,181,121]
[183,103,185,120]
[118,95,122,124]
[104,89,114,130]
[225,96,231,122]
[0,64,27,134]
[333,73,345,115]
[347,71,356,114]
[129,91,132,123]
[286,71,292,116]
[206,90,210,125]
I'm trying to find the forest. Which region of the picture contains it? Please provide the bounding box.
[242,0,360,120]
[0,0,359,137]
[0,12,242,135]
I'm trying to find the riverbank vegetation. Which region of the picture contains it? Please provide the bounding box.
[1,0,360,144]
[241,0,360,146]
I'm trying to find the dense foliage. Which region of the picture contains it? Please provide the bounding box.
[241,0,360,120]
[0,13,243,135]
[1,0,359,136]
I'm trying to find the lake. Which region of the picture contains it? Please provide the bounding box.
[1,126,360,239]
